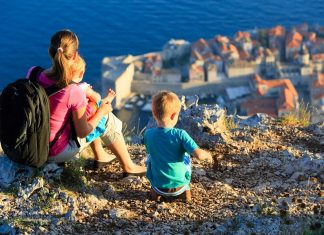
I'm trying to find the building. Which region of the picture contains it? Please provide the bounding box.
[234,31,253,53]
[189,61,205,82]
[286,31,303,61]
[101,56,135,109]
[268,25,286,61]
[161,39,191,66]
[309,73,324,123]
[225,59,261,78]
[240,75,299,117]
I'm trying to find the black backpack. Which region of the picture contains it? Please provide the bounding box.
[0,67,64,168]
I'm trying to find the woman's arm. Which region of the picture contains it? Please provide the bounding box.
[72,102,113,138]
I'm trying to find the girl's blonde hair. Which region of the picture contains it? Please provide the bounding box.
[152,91,181,121]
[46,29,79,87]
[71,54,86,83]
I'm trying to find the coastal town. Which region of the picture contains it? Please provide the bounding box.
[101,23,324,123]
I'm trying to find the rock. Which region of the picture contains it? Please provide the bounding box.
[0,223,16,235]
[0,156,35,188]
[64,209,77,222]
[41,163,63,180]
[109,208,136,219]
[146,104,229,147]
[193,167,206,176]
[51,201,64,215]
[18,177,44,199]
[58,192,68,201]
[238,113,273,130]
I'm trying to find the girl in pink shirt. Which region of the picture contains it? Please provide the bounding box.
[29,29,145,175]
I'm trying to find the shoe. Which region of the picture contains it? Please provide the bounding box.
[122,171,146,177]
[86,157,117,170]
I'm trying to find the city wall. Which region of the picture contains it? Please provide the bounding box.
[131,77,250,96]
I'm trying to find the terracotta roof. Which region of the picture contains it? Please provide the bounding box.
[313,91,324,100]
[239,49,250,60]
[193,38,209,52]
[311,53,324,61]
[269,25,285,37]
[253,74,298,112]
[241,98,277,117]
[286,31,303,48]
[214,35,229,44]
[235,31,251,41]
[312,73,324,88]
[307,32,316,42]
[229,44,238,54]
[278,87,295,110]
[219,43,228,53]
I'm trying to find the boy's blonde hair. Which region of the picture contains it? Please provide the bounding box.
[152,91,181,121]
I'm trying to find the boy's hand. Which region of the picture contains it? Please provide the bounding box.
[102,89,116,104]
[192,148,213,163]
[204,151,213,163]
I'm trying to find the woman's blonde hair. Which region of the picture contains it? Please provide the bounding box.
[46,29,79,87]
[152,91,181,121]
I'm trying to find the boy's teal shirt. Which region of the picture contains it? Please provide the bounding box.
[144,127,198,188]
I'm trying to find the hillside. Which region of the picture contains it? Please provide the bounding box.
[0,104,323,234]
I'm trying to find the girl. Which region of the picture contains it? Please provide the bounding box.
[27,29,145,175]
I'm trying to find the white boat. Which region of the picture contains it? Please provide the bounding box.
[141,103,152,112]
[130,96,138,103]
[124,104,134,109]
[136,100,144,106]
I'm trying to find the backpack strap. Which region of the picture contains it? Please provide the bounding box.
[28,66,80,149]
[29,66,44,83]
[28,66,62,97]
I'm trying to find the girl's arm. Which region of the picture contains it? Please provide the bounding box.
[86,86,101,103]
[72,101,112,138]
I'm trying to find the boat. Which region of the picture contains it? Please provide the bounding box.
[124,104,134,109]
[136,100,144,106]
[141,103,152,112]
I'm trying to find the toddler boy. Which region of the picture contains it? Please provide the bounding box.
[144,91,212,203]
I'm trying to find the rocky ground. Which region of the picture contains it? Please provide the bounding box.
[0,105,323,235]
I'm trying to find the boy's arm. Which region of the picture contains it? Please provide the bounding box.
[180,130,213,163]
[191,148,213,163]
[86,87,101,102]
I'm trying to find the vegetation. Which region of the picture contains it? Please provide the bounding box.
[57,158,88,192]
[279,101,311,127]
[223,109,239,131]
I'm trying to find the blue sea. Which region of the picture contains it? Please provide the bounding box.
[0,0,323,129]
[0,0,323,90]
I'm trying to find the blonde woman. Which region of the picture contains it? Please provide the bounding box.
[27,29,145,176]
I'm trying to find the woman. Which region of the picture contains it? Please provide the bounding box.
[27,29,145,176]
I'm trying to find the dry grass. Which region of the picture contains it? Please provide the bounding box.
[279,101,311,127]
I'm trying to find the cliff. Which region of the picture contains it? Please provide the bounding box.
[0,104,323,234]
